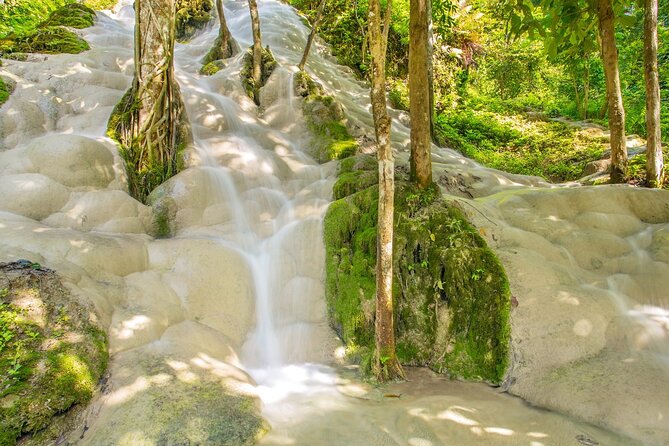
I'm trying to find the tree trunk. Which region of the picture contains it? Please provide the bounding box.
[573,76,584,121]
[248,0,262,89]
[409,0,432,188]
[109,0,188,203]
[583,59,590,120]
[644,0,663,187]
[597,0,627,183]
[368,0,404,382]
[215,0,238,58]
[298,0,327,71]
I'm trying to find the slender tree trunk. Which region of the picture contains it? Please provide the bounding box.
[597,0,627,183]
[215,0,239,58]
[369,0,404,382]
[298,0,327,71]
[573,76,584,120]
[248,0,262,88]
[644,0,663,187]
[109,0,187,203]
[584,59,590,120]
[409,0,432,188]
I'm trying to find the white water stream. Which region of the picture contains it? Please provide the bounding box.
[0,0,668,445]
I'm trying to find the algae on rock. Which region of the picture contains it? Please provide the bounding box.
[294,70,358,163]
[0,77,10,106]
[0,261,108,446]
[176,0,214,42]
[324,155,511,383]
[39,3,96,29]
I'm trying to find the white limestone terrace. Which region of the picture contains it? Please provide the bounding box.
[0,0,666,444]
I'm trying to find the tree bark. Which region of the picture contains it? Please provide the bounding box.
[248,0,262,88]
[298,0,327,71]
[368,0,404,382]
[409,0,432,188]
[110,0,187,203]
[597,0,627,183]
[644,0,663,187]
[215,0,238,59]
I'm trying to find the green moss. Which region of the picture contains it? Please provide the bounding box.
[89,355,267,445]
[83,0,117,10]
[0,0,71,37]
[39,3,95,29]
[298,71,359,163]
[200,60,225,76]
[2,26,89,55]
[176,0,213,42]
[0,261,108,446]
[324,158,511,383]
[0,77,9,106]
[240,46,278,103]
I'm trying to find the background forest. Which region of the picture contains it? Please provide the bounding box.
[288,0,668,183]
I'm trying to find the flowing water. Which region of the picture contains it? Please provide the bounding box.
[0,0,668,444]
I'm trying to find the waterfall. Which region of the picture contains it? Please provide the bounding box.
[0,0,667,443]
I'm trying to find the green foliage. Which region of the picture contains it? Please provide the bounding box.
[0,263,107,446]
[324,156,511,383]
[176,0,213,42]
[39,3,95,29]
[434,107,606,181]
[388,80,409,111]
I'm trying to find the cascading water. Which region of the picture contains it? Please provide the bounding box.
[170,0,348,423]
[0,0,667,444]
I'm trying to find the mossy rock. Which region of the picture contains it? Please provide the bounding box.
[39,3,96,29]
[296,71,358,163]
[83,0,118,10]
[240,46,278,103]
[294,70,324,98]
[324,159,511,383]
[0,260,108,446]
[2,26,89,55]
[0,77,9,106]
[200,59,226,76]
[88,354,268,445]
[176,0,214,42]
[0,52,27,61]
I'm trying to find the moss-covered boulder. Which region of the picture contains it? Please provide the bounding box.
[176,0,213,42]
[0,260,108,446]
[0,77,10,106]
[0,26,89,56]
[86,353,268,445]
[200,59,226,76]
[295,71,358,163]
[39,3,96,29]
[324,156,511,383]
